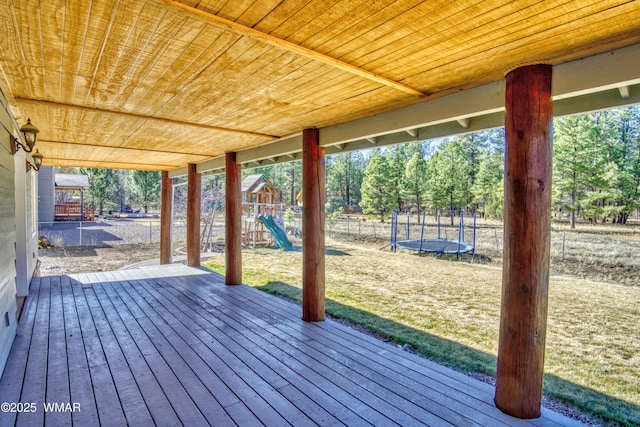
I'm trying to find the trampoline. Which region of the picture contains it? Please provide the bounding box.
[395,238,474,254]
[390,210,476,256]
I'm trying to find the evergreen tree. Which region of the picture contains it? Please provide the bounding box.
[601,107,640,223]
[553,114,604,228]
[360,151,395,221]
[128,170,161,213]
[386,144,413,211]
[80,168,119,215]
[401,150,428,219]
[326,151,365,208]
[425,140,471,224]
[471,147,504,218]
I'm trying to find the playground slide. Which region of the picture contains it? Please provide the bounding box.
[259,215,293,251]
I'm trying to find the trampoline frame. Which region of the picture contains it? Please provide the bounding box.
[390,210,476,256]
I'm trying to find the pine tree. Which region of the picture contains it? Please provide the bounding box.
[426,140,471,224]
[401,150,428,219]
[128,170,161,213]
[360,151,394,221]
[80,168,119,215]
[553,114,604,228]
[327,151,365,208]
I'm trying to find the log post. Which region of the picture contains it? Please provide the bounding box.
[302,128,325,322]
[225,152,242,285]
[495,64,553,419]
[186,163,201,267]
[160,171,173,264]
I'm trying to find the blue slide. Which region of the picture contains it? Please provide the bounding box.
[259,215,293,251]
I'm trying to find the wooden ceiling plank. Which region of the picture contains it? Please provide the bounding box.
[310,0,424,58]
[297,0,382,51]
[328,0,464,65]
[248,0,310,32]
[254,0,323,39]
[13,1,42,100]
[380,0,632,81]
[0,3,30,101]
[136,25,240,116]
[349,0,493,71]
[401,2,640,91]
[214,0,257,23]
[284,0,371,48]
[357,0,530,78]
[162,0,427,97]
[210,65,366,132]
[63,0,92,104]
[85,1,153,108]
[237,0,298,28]
[107,4,185,110]
[153,36,266,118]
[38,0,66,101]
[81,0,121,106]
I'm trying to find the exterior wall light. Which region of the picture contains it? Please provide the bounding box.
[26,149,44,172]
[11,118,40,153]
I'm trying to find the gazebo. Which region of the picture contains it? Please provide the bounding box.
[0,1,639,421]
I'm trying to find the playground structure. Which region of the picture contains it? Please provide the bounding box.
[241,174,292,250]
[391,210,476,258]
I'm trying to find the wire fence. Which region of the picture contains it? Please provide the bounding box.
[38,213,640,275]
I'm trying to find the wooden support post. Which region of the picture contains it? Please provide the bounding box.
[225,152,242,285]
[302,128,325,322]
[495,64,553,419]
[160,171,173,264]
[186,163,201,267]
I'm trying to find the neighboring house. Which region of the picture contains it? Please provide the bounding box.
[38,169,94,223]
[0,90,39,374]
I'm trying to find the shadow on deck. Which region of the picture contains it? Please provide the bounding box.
[0,265,584,426]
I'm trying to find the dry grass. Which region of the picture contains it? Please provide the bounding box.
[204,238,640,426]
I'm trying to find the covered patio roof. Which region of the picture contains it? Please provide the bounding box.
[0,1,639,172]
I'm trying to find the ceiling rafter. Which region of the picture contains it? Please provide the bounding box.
[39,139,214,158]
[16,98,278,139]
[162,0,428,98]
[45,156,181,169]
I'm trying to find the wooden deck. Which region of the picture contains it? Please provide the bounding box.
[0,265,584,426]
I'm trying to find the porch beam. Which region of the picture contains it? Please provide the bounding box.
[160,171,173,264]
[186,163,201,267]
[302,128,325,322]
[495,64,553,419]
[225,152,242,285]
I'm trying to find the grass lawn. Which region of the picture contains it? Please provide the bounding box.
[204,240,640,426]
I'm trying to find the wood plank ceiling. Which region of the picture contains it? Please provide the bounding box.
[1,0,639,170]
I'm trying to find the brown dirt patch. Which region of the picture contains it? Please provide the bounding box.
[38,243,160,276]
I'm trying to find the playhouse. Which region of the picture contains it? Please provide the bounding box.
[241,174,288,248]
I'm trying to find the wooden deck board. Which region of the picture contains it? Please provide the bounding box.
[0,265,586,427]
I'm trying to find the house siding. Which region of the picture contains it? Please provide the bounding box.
[0,98,17,375]
[0,87,39,375]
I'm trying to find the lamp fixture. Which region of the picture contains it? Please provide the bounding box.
[11,118,39,153]
[26,149,44,172]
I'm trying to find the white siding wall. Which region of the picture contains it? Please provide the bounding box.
[0,87,39,375]
[0,100,17,374]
